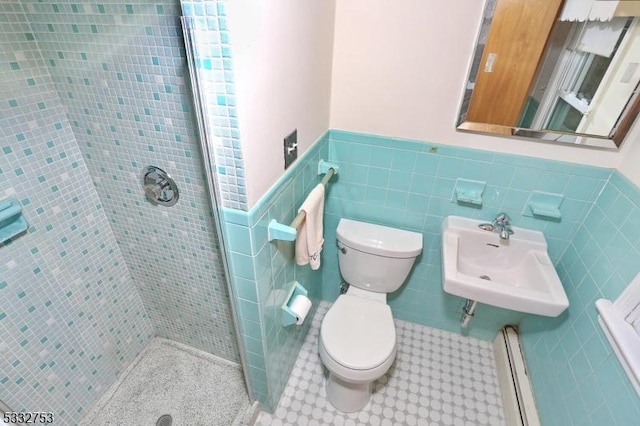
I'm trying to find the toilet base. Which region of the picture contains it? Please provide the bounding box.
[325,373,372,412]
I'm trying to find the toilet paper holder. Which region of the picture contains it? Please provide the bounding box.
[282,281,309,327]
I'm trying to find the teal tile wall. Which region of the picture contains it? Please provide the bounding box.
[222,132,330,411]
[322,130,611,340]
[520,170,640,426]
[0,3,153,424]
[21,0,239,360]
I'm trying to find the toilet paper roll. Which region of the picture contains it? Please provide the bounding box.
[290,294,312,325]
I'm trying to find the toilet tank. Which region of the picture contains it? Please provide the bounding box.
[336,219,423,293]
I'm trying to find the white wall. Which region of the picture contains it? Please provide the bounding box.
[227,0,640,206]
[330,0,635,168]
[226,1,335,208]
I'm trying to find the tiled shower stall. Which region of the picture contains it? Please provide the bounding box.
[1,1,240,423]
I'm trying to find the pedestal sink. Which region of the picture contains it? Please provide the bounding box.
[442,215,569,317]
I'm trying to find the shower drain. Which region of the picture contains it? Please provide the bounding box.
[156,414,173,426]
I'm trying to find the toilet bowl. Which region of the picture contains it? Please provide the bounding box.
[319,291,397,412]
[319,219,422,412]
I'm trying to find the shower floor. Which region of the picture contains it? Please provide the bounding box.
[257,302,507,425]
[81,338,254,426]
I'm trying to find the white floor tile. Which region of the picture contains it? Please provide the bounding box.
[258,302,506,426]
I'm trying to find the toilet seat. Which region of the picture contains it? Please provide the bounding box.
[320,294,396,371]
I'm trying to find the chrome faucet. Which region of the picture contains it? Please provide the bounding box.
[478,213,514,240]
[493,212,513,240]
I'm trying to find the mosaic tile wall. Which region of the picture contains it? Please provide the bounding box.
[221,132,330,411]
[0,3,154,424]
[180,0,247,210]
[321,130,612,341]
[21,0,239,361]
[520,170,640,426]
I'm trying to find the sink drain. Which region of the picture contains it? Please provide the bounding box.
[479,275,491,281]
[156,414,173,426]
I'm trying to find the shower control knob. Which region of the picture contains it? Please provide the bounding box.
[144,183,163,204]
[142,166,179,207]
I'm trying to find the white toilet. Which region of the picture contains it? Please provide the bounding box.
[319,218,423,412]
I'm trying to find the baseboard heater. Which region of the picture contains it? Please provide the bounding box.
[493,326,541,426]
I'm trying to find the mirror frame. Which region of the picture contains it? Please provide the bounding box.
[457,0,640,149]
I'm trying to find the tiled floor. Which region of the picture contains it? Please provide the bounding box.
[257,302,506,426]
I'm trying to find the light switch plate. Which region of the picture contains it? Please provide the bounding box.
[284,129,297,169]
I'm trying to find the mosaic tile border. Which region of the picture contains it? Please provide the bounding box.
[181,0,247,210]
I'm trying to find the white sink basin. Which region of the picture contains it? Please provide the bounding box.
[442,215,569,317]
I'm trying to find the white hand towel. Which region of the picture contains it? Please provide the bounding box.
[295,184,325,270]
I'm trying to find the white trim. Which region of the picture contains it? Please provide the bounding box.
[579,17,640,135]
[559,91,590,113]
[493,327,541,426]
[597,299,640,397]
[532,25,581,129]
[559,0,640,22]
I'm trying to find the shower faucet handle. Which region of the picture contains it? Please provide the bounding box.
[144,183,163,204]
[142,166,179,207]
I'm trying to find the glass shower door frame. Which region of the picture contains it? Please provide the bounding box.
[179,16,253,401]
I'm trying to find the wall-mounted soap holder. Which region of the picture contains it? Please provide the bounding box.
[453,179,485,206]
[0,197,28,244]
[523,191,563,220]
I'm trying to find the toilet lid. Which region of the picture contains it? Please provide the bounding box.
[320,295,396,370]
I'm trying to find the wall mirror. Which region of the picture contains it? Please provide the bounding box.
[458,0,640,149]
